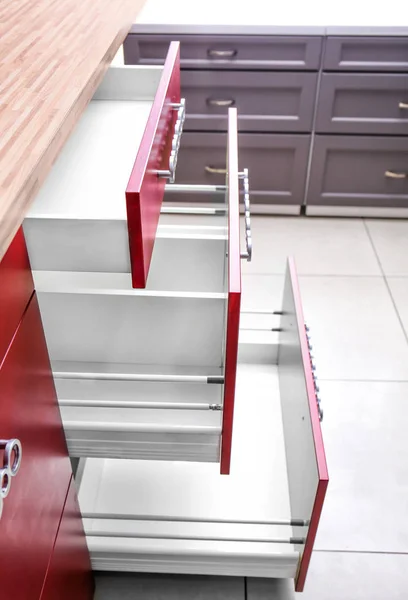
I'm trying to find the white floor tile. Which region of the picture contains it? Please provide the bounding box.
[95,573,245,599]
[387,278,408,338]
[248,552,408,599]
[242,217,381,276]
[299,276,408,381]
[241,274,284,312]
[316,380,408,552]
[366,220,408,276]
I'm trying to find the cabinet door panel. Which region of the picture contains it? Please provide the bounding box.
[316,73,408,135]
[0,294,72,600]
[0,228,34,364]
[307,135,408,208]
[324,37,408,72]
[124,33,322,70]
[181,71,317,132]
[40,477,94,600]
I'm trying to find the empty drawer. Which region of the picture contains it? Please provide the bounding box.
[165,132,310,209]
[316,73,408,135]
[181,71,318,132]
[27,109,243,475]
[306,135,408,210]
[324,37,408,72]
[124,34,322,70]
[24,42,182,289]
[77,259,328,593]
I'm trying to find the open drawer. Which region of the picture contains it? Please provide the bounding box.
[76,259,328,592]
[27,109,244,475]
[24,42,182,289]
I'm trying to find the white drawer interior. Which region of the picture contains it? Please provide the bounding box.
[78,362,301,578]
[33,270,228,462]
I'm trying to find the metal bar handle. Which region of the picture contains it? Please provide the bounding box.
[207,98,235,107]
[305,325,323,422]
[0,439,22,521]
[239,168,252,262]
[208,49,237,58]
[385,170,407,179]
[157,98,186,183]
[398,102,408,109]
[205,165,227,175]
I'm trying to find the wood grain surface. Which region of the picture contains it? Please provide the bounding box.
[0,0,146,260]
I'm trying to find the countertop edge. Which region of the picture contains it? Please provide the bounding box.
[130,23,408,36]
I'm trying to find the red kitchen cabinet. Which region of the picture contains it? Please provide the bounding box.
[40,477,94,600]
[0,227,34,364]
[0,291,92,600]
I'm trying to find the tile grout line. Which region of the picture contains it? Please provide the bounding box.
[363,219,408,346]
[243,273,386,278]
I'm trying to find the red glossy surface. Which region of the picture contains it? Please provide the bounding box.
[40,477,94,600]
[0,227,34,365]
[0,294,72,600]
[288,257,328,592]
[220,108,241,475]
[126,41,181,288]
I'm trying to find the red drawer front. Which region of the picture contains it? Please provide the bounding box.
[220,108,242,476]
[0,293,72,600]
[40,477,94,600]
[0,227,34,364]
[126,41,181,288]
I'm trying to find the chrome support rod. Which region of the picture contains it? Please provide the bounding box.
[160,206,226,215]
[53,372,224,384]
[84,529,306,545]
[59,400,222,411]
[165,184,226,194]
[81,512,309,528]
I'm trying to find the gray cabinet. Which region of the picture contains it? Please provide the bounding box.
[124,34,322,70]
[316,73,408,135]
[306,136,408,208]
[181,71,318,132]
[169,132,311,208]
[323,37,408,72]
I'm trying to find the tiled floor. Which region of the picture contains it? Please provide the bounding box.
[94,216,408,599]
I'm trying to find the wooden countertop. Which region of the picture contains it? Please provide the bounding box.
[0,0,146,260]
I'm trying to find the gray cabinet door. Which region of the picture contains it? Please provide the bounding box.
[124,34,322,70]
[316,73,408,135]
[181,71,318,132]
[170,132,311,206]
[307,135,408,208]
[324,37,408,72]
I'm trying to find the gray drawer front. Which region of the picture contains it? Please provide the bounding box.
[181,71,318,132]
[324,37,408,72]
[170,132,311,206]
[124,34,322,70]
[307,135,408,208]
[316,73,408,135]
